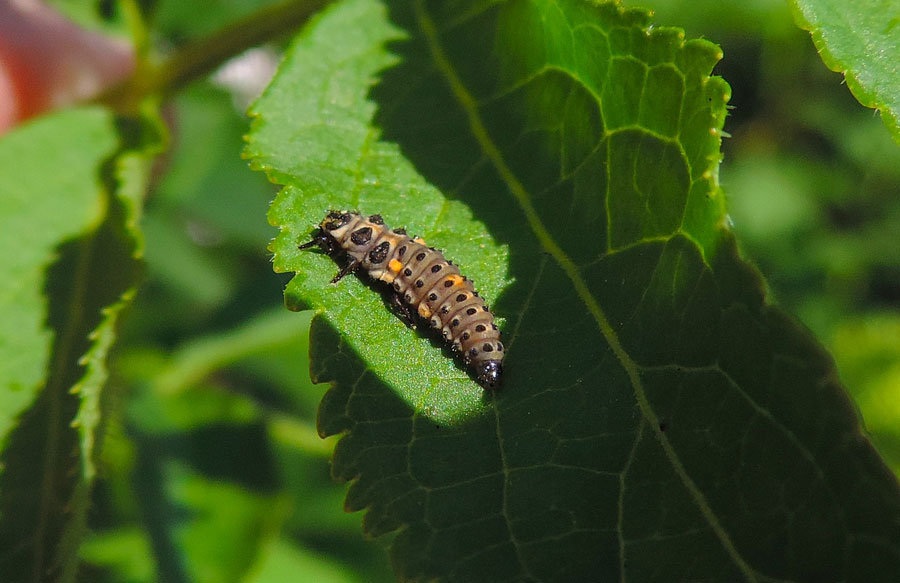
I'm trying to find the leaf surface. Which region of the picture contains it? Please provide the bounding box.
[247,0,900,580]
[789,0,900,146]
[0,107,150,581]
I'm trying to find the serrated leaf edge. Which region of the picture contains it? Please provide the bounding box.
[787,1,900,146]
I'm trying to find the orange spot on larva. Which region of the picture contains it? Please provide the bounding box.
[389,259,403,272]
[413,237,426,245]
[418,303,432,318]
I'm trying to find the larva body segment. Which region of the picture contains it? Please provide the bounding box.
[299,210,504,389]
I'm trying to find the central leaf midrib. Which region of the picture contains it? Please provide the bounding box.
[412,1,756,579]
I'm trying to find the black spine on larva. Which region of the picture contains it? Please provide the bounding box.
[301,211,504,389]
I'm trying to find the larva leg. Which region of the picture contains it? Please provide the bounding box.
[388,292,418,329]
[299,229,342,254]
[330,259,360,284]
[298,238,321,250]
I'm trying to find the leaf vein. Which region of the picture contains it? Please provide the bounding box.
[414,1,758,579]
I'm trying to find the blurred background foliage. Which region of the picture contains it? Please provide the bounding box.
[59,0,899,580]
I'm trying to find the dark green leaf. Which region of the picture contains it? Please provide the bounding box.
[247,0,900,580]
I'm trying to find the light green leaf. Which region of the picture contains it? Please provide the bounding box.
[154,461,282,583]
[789,0,900,146]
[0,108,112,447]
[0,106,154,581]
[247,0,900,580]
[79,527,155,583]
[117,308,312,583]
[832,314,900,477]
[122,381,283,583]
[245,538,359,583]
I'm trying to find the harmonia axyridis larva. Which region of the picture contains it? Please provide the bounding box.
[299,211,504,389]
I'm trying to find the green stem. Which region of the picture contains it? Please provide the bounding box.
[98,0,331,113]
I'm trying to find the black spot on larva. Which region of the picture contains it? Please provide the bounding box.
[404,293,412,303]
[475,324,486,332]
[351,227,372,245]
[451,319,460,327]
[430,317,440,327]
[431,264,442,273]
[325,211,351,229]
[482,343,493,352]
[482,305,489,311]
[442,330,450,337]
[440,306,449,314]
[394,227,406,235]
[497,343,503,351]
[403,268,412,276]
[472,291,479,297]
[415,280,424,288]
[443,280,453,288]
[466,307,477,315]
[368,214,384,225]
[393,282,401,291]
[416,252,426,261]
[462,332,470,340]
[455,294,467,302]
[428,293,438,301]
[469,348,478,357]
[398,246,407,257]
[368,241,390,264]
[491,324,498,330]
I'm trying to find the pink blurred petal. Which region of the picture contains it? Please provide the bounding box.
[0,0,135,133]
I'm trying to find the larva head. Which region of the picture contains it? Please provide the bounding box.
[320,210,353,234]
[319,210,357,253]
[476,360,503,389]
[299,211,355,255]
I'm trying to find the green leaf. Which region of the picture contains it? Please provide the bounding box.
[832,314,900,477]
[113,307,320,583]
[245,538,360,583]
[0,106,153,581]
[79,527,155,583]
[123,378,283,583]
[247,0,900,580]
[788,0,900,146]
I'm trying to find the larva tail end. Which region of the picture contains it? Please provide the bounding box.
[476,360,503,390]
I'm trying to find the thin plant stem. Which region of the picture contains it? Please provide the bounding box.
[98,0,331,113]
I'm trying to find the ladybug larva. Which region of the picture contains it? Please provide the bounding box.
[299,210,504,389]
